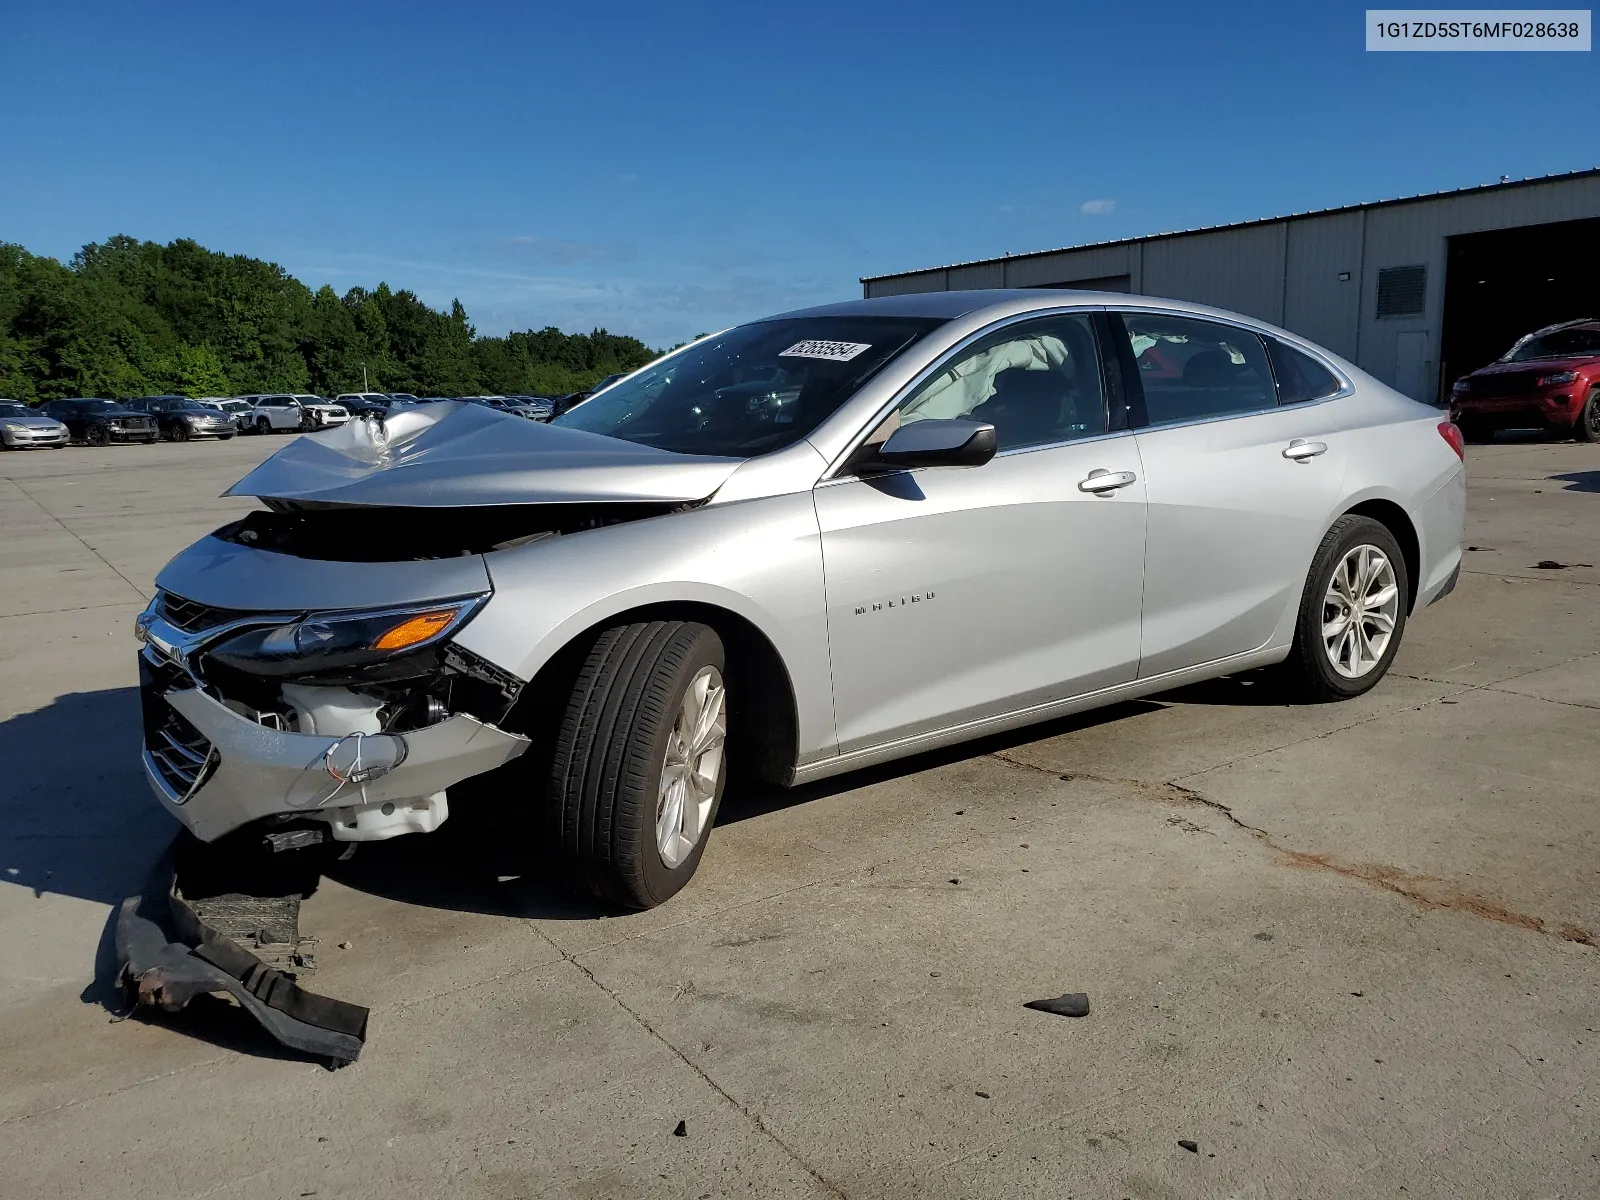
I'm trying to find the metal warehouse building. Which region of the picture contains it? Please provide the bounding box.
[861,168,1600,405]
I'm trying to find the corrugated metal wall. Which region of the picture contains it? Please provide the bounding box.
[862,174,1600,400]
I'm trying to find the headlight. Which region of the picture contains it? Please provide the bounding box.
[206,597,485,682]
[1450,379,1470,394]
[1,421,25,433]
[1536,370,1578,387]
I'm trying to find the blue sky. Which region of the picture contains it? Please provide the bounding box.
[0,1,1592,347]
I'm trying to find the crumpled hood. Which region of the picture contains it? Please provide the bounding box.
[224,401,741,508]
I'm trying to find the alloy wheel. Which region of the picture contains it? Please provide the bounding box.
[655,665,726,868]
[1322,544,1400,679]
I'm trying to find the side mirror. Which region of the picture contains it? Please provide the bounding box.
[872,418,997,470]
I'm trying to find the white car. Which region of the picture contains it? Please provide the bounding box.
[237,395,346,434]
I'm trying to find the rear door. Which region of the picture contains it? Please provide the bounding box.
[1114,311,1350,678]
[816,311,1148,753]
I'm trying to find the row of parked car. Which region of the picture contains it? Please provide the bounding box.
[0,379,629,450]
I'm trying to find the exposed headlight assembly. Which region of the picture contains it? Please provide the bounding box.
[1537,371,1578,386]
[207,596,486,682]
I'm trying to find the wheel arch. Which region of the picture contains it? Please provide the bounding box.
[504,599,801,789]
[1340,497,1421,613]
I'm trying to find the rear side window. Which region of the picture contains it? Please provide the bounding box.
[1118,313,1277,426]
[1266,339,1343,405]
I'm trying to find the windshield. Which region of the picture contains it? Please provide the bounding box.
[174,401,210,411]
[552,316,945,456]
[1502,325,1600,362]
[0,403,34,417]
[75,400,123,411]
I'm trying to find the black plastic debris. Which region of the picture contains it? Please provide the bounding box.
[672,1120,688,1137]
[1178,1139,1199,1153]
[115,836,368,1067]
[1533,559,1592,569]
[1024,992,1091,1018]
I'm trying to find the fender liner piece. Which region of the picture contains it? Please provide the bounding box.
[114,841,368,1066]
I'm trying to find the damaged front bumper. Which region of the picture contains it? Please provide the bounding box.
[137,591,530,844]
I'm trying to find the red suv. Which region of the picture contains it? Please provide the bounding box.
[1449,319,1600,443]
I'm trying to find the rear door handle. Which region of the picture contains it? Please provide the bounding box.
[1078,469,1138,493]
[1282,439,1328,461]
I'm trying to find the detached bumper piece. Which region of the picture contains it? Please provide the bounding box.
[115,841,369,1067]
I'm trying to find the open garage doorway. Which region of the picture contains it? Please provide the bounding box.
[1441,216,1600,399]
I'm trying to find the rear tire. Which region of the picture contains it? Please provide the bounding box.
[547,621,727,909]
[1575,389,1600,443]
[1280,515,1409,703]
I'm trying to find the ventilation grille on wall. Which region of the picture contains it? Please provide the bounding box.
[1376,265,1427,318]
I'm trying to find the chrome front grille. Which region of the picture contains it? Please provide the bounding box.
[139,652,218,802]
[159,591,251,633]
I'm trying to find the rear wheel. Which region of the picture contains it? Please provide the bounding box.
[547,621,727,909]
[1280,515,1409,702]
[84,423,109,447]
[1575,388,1600,443]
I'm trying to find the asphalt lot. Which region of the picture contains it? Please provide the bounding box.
[1,432,1596,1199]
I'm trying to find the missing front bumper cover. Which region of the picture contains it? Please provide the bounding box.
[115,841,368,1066]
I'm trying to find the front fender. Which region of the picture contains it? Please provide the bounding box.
[452,492,836,764]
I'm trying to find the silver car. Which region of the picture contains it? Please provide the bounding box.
[136,292,1465,908]
[0,401,70,449]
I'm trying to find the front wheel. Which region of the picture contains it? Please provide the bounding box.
[1575,389,1600,444]
[170,422,190,442]
[84,423,109,447]
[547,621,727,909]
[256,417,272,435]
[1280,515,1409,702]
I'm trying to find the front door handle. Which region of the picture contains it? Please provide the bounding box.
[1283,439,1328,461]
[1078,469,1138,494]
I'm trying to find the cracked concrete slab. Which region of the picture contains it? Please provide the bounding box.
[1,434,1597,1198]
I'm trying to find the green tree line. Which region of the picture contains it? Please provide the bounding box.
[0,235,660,402]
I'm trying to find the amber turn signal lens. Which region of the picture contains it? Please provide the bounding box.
[371,609,458,652]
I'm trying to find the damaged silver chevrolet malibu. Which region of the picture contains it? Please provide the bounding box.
[135,291,1466,911]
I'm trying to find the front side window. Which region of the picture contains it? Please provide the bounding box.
[879,313,1106,453]
[1266,338,1343,405]
[1120,313,1277,426]
[552,316,945,457]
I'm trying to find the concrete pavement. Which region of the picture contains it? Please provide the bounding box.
[0,432,1595,1199]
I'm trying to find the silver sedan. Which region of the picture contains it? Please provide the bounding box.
[0,402,70,449]
[136,291,1465,908]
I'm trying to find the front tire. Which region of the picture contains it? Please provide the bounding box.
[1575,388,1600,444]
[548,621,727,909]
[170,422,190,442]
[256,417,272,436]
[1281,515,1409,702]
[84,423,109,447]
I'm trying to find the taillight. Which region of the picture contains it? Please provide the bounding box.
[1438,420,1465,461]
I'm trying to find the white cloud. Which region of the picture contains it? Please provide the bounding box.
[1079,199,1117,215]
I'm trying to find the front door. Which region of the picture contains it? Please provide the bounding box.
[816,311,1147,754]
[1114,311,1350,678]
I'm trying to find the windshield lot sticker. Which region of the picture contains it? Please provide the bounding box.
[780,340,872,362]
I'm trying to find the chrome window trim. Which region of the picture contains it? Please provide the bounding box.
[819,303,1110,482]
